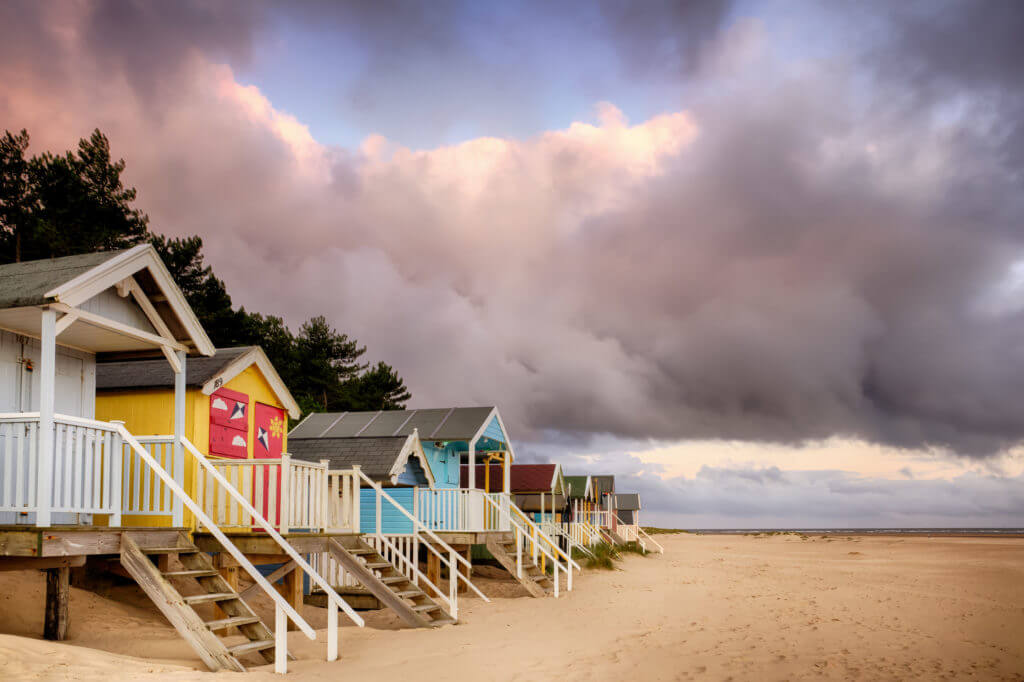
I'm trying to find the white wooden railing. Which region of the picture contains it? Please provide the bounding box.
[326,468,360,533]
[417,487,512,532]
[541,520,594,558]
[199,455,330,533]
[481,493,574,596]
[614,513,664,554]
[121,436,176,521]
[355,470,489,620]
[0,413,124,522]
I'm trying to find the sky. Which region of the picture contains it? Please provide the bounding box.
[2,0,1024,528]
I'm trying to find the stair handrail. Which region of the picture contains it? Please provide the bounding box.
[98,423,318,642]
[370,533,458,619]
[151,434,367,630]
[614,513,665,554]
[542,519,595,558]
[481,493,571,594]
[354,469,490,603]
[508,503,582,574]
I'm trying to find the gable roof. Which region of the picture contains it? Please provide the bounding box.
[0,245,214,356]
[291,407,503,443]
[96,346,300,418]
[0,250,127,309]
[614,493,641,511]
[591,475,615,498]
[460,463,563,493]
[288,432,433,485]
[564,475,591,499]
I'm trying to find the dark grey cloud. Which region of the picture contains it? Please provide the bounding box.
[3,0,1024,461]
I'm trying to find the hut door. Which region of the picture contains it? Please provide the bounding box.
[209,387,249,458]
[254,403,286,525]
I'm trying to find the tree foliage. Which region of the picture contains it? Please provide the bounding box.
[0,129,148,262]
[1,128,411,415]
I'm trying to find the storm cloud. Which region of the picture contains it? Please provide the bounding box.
[2,0,1024,461]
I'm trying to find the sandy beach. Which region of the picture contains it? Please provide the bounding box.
[2,533,1023,681]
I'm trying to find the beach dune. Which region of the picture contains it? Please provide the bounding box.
[1,533,1022,680]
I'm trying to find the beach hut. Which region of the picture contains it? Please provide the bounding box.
[612,493,641,539]
[0,248,365,671]
[290,408,580,598]
[460,462,567,523]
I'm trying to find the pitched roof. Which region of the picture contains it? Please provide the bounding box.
[288,434,432,485]
[97,346,301,418]
[0,250,129,309]
[614,493,641,511]
[460,463,560,493]
[564,475,590,499]
[290,407,499,442]
[97,347,252,389]
[591,475,615,498]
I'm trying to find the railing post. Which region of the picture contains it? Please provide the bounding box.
[279,454,291,534]
[327,597,339,662]
[448,547,458,621]
[172,350,186,527]
[351,465,361,533]
[554,556,560,598]
[375,485,382,537]
[515,526,522,579]
[109,422,125,526]
[35,308,56,527]
[275,602,287,674]
[319,459,329,532]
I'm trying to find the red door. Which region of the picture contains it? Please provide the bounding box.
[209,388,249,459]
[254,403,287,524]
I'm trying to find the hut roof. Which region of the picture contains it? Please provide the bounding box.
[288,433,433,486]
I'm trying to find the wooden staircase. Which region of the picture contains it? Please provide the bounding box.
[485,536,553,598]
[598,526,625,547]
[119,533,281,672]
[326,538,455,628]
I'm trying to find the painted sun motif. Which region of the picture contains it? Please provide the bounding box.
[269,416,285,440]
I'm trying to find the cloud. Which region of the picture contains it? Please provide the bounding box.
[2,1,1024,465]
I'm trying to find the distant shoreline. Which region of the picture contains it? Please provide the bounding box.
[645,528,1024,538]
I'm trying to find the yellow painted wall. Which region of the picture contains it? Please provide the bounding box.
[95,362,290,529]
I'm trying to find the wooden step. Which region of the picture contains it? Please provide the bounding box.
[183,592,238,605]
[364,561,391,570]
[163,569,219,578]
[205,615,260,630]
[430,616,456,626]
[412,604,440,613]
[227,639,276,656]
[139,546,198,555]
[394,589,423,598]
[381,576,409,585]
[349,547,374,555]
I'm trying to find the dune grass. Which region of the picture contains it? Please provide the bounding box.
[585,541,621,570]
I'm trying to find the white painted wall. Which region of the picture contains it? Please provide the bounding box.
[0,329,95,418]
[79,288,157,335]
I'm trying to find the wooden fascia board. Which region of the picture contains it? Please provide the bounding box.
[44,244,214,356]
[50,302,188,352]
[468,407,516,463]
[199,347,301,418]
[388,430,435,488]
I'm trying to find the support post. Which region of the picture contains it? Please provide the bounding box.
[36,308,56,527]
[172,350,186,527]
[448,547,457,620]
[276,564,303,632]
[44,566,70,640]
[327,597,339,662]
[503,451,510,494]
[275,603,287,674]
[426,552,441,598]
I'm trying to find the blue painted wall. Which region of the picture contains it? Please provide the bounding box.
[421,440,461,488]
[360,487,416,534]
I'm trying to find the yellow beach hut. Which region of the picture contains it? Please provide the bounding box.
[95,345,301,527]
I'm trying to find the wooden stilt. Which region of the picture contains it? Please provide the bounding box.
[44,566,70,641]
[426,551,441,598]
[277,565,303,632]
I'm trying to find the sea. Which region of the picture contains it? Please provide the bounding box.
[687,528,1024,536]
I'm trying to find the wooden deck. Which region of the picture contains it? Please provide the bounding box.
[429,530,513,546]
[0,526,188,559]
[192,530,361,556]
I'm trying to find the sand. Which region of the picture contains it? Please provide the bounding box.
[2,533,1023,680]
